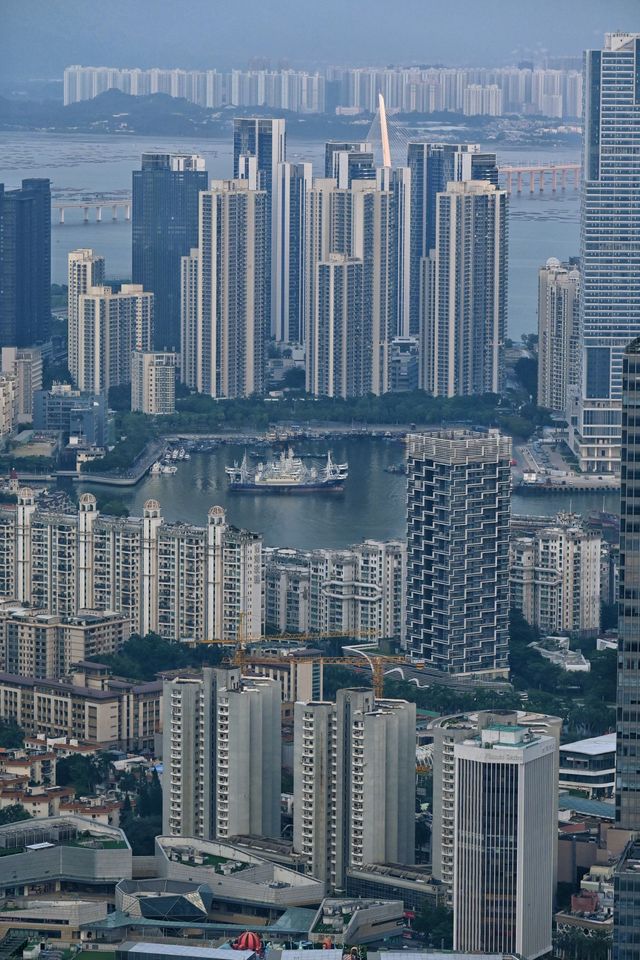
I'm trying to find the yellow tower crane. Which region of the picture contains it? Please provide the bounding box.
[189,627,408,699]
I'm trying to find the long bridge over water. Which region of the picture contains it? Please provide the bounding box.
[51,160,580,224]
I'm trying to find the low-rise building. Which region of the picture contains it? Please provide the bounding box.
[559,734,616,799]
[308,898,405,945]
[156,835,326,912]
[0,898,108,941]
[531,635,591,672]
[0,664,162,749]
[1,346,43,423]
[345,863,447,913]
[0,607,130,679]
[0,815,132,899]
[33,382,107,446]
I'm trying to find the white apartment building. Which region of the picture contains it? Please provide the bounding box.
[131,350,177,415]
[263,540,406,643]
[421,180,507,397]
[0,607,130,679]
[0,374,16,438]
[304,180,395,398]
[76,284,153,393]
[0,492,262,643]
[453,725,557,960]
[510,518,602,638]
[183,180,267,399]
[162,667,281,841]
[537,258,580,413]
[293,689,415,890]
[67,249,105,386]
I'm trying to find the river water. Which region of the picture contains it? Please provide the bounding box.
[0,131,580,341]
[74,438,620,550]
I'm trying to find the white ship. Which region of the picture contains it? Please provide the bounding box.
[226,448,348,493]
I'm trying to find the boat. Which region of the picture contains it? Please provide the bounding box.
[150,462,163,476]
[226,448,348,493]
[161,463,178,474]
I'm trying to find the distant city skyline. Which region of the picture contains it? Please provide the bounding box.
[2,0,638,80]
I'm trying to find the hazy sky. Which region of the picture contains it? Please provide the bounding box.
[1,0,638,80]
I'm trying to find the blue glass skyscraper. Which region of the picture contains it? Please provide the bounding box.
[572,33,640,473]
[132,153,207,352]
[233,118,286,339]
[406,143,497,335]
[0,178,51,347]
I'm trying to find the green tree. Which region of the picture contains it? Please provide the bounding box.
[514,356,538,399]
[0,720,24,749]
[56,755,105,797]
[122,815,162,855]
[413,904,453,949]
[136,769,162,818]
[92,631,223,682]
[0,804,31,826]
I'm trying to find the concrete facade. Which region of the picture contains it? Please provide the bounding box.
[162,668,281,842]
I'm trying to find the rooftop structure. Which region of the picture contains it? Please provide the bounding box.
[559,734,616,798]
[0,815,131,896]
[156,835,326,909]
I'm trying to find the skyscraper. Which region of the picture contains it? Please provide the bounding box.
[0,179,51,347]
[430,709,561,891]
[67,249,105,386]
[233,118,286,338]
[616,338,640,829]
[75,284,153,394]
[272,161,312,344]
[572,34,640,473]
[132,153,207,352]
[537,258,581,413]
[163,667,281,840]
[324,141,376,188]
[421,180,507,397]
[453,724,556,959]
[406,144,497,334]
[406,430,511,677]
[180,247,200,391]
[307,253,363,398]
[293,689,415,889]
[305,180,394,398]
[615,337,640,958]
[186,180,267,398]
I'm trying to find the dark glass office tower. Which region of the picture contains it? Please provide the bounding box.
[572,33,640,475]
[615,337,640,959]
[324,141,376,187]
[132,153,207,351]
[233,119,286,338]
[0,178,51,346]
[406,143,497,335]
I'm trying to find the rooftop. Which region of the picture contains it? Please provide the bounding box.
[558,796,616,820]
[120,945,253,960]
[560,733,616,757]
